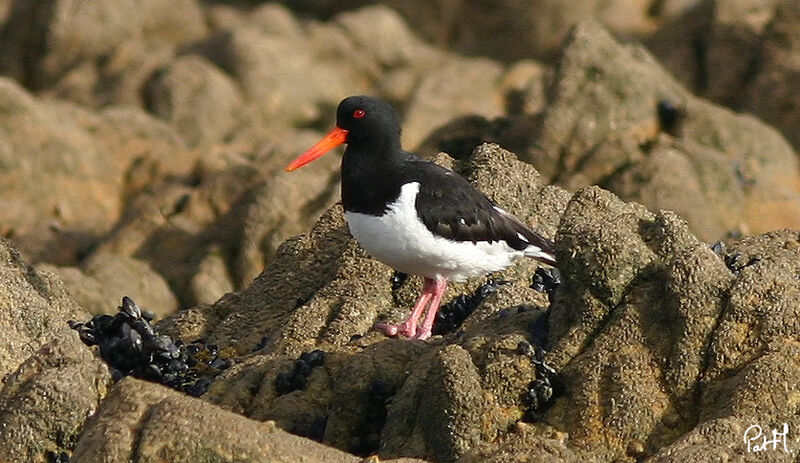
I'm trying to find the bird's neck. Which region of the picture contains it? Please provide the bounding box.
[341,142,411,216]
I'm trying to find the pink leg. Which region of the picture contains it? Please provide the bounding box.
[375,278,436,338]
[411,278,448,341]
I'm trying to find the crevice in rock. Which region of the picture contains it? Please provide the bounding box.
[693,281,735,405]
[129,401,159,461]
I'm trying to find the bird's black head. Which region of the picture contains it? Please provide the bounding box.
[336,95,401,148]
[286,95,402,172]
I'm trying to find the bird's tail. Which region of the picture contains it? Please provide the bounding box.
[525,246,556,267]
[522,232,556,266]
[493,205,557,267]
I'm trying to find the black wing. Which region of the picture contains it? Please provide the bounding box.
[410,160,555,257]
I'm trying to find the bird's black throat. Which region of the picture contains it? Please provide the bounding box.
[340,143,410,216]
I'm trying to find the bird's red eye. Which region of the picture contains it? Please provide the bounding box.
[353,109,366,119]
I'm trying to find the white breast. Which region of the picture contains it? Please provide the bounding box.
[345,182,525,282]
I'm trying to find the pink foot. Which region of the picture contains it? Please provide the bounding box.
[375,321,417,338]
[375,277,448,341]
[411,327,432,341]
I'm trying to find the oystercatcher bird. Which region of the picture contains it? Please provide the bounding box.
[286,96,556,340]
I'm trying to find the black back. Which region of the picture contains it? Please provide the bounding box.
[412,160,554,254]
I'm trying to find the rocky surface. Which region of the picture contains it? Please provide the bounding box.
[648,0,800,154]
[72,377,427,463]
[41,252,178,317]
[0,239,110,461]
[0,1,799,462]
[281,0,699,62]
[3,142,798,462]
[0,78,194,266]
[743,1,800,149]
[541,22,800,241]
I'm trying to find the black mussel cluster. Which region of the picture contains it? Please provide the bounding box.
[390,271,408,292]
[352,379,397,456]
[47,451,69,463]
[724,253,760,274]
[433,278,508,335]
[711,241,761,275]
[275,349,326,395]
[531,267,561,299]
[69,296,231,397]
[517,340,559,422]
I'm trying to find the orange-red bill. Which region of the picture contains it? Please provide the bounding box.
[285,126,349,172]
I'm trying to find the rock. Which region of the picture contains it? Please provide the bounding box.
[498,59,549,115]
[81,253,175,315]
[201,203,386,353]
[0,0,12,23]
[199,26,349,126]
[0,238,111,461]
[42,252,179,317]
[188,247,236,305]
[92,130,340,306]
[653,0,703,19]
[71,377,408,463]
[0,79,116,262]
[456,422,577,462]
[144,55,252,147]
[743,1,800,150]
[2,126,800,461]
[222,141,342,286]
[1,3,800,461]
[139,0,207,46]
[645,234,800,462]
[383,344,484,462]
[0,0,207,107]
[0,337,111,462]
[402,58,504,149]
[191,142,800,462]
[0,240,87,379]
[334,5,439,69]
[284,0,662,61]
[45,265,109,314]
[647,0,783,107]
[466,145,568,239]
[551,187,658,318]
[249,3,304,38]
[527,21,800,241]
[540,185,800,460]
[163,144,561,352]
[0,77,193,265]
[92,105,193,176]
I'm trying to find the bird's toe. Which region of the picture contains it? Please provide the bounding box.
[375,321,417,338]
[411,329,432,341]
